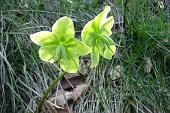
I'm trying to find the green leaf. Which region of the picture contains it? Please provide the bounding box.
[67,39,91,56]
[52,16,75,41]
[102,45,116,59]
[30,31,58,46]
[91,46,99,68]
[38,45,58,63]
[60,50,79,73]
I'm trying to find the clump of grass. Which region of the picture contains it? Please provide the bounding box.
[121,0,170,112]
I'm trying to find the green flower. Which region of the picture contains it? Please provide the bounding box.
[30,16,91,73]
[81,6,116,68]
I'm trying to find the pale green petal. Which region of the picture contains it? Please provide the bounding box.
[81,5,115,68]
[60,50,79,73]
[38,45,58,63]
[91,46,100,68]
[93,6,111,29]
[100,35,114,45]
[81,20,94,45]
[61,45,68,62]
[52,16,75,41]
[55,45,63,60]
[67,39,91,56]
[100,16,114,36]
[102,45,116,59]
[81,6,112,46]
[30,31,58,46]
[98,39,105,50]
[63,38,77,47]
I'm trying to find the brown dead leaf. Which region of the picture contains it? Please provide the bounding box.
[49,91,75,107]
[79,58,91,75]
[70,84,89,101]
[42,100,73,113]
[61,73,85,91]
[56,108,73,113]
[42,84,89,113]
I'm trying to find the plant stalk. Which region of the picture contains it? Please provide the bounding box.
[36,71,66,113]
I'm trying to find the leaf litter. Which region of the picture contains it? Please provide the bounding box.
[39,58,92,113]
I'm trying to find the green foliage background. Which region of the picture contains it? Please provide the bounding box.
[0,0,170,113]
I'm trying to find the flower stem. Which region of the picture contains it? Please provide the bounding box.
[36,71,66,113]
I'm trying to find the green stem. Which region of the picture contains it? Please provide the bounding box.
[36,71,66,113]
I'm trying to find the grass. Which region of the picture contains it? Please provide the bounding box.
[0,0,170,113]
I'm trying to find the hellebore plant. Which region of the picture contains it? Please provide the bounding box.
[81,6,116,68]
[30,6,116,113]
[30,16,91,73]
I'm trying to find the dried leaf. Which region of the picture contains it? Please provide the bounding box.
[79,58,91,75]
[70,84,89,101]
[56,108,73,113]
[109,65,122,80]
[49,91,73,107]
[144,57,153,73]
[61,73,85,90]
[42,84,89,113]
